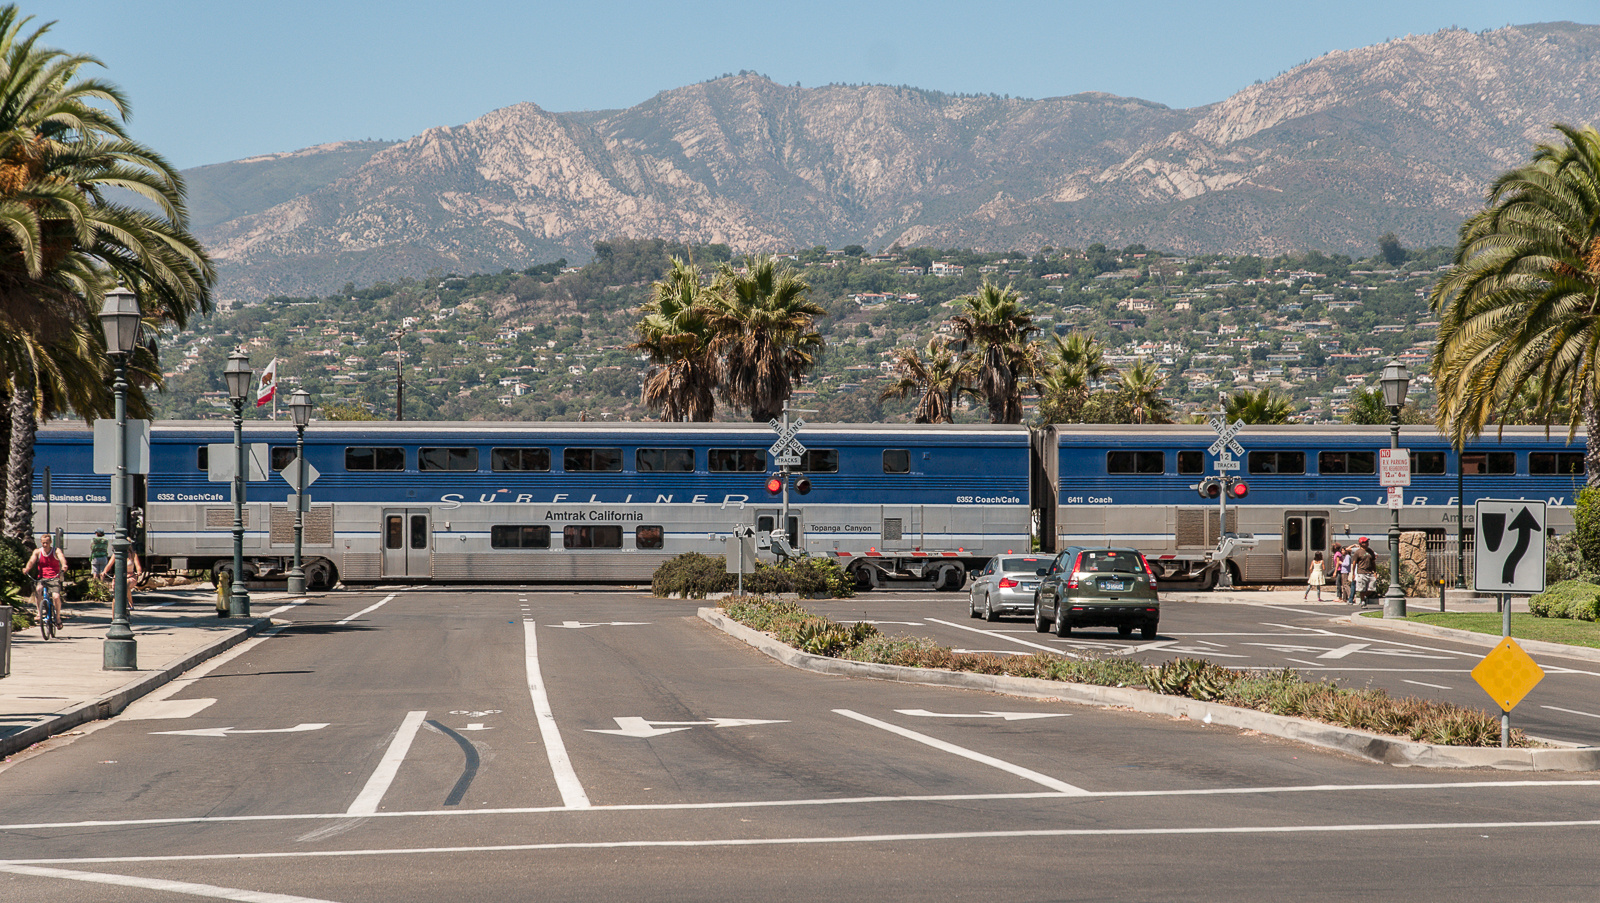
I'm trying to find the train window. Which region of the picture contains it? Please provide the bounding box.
[197,447,208,470]
[1530,452,1585,475]
[636,525,664,550]
[801,449,838,473]
[420,447,479,472]
[270,447,297,471]
[1247,451,1305,475]
[636,448,695,473]
[385,516,403,549]
[1461,452,1516,475]
[1177,451,1204,475]
[564,525,622,549]
[883,449,910,474]
[1411,451,1446,474]
[346,447,405,471]
[564,447,623,472]
[491,447,551,472]
[490,525,551,549]
[1107,450,1164,474]
[1317,451,1375,474]
[410,515,428,549]
[709,449,766,472]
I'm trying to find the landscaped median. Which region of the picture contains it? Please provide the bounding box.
[702,597,1600,771]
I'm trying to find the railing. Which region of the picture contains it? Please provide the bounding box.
[1424,533,1472,587]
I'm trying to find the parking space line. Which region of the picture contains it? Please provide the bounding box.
[348,711,428,815]
[0,863,343,903]
[925,618,1077,657]
[833,709,1088,795]
[524,622,591,809]
[337,593,398,625]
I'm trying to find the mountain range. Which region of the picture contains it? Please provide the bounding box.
[186,22,1600,302]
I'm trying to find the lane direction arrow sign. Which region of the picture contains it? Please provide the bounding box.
[894,709,1071,721]
[153,722,329,738]
[1473,499,1547,593]
[587,716,788,738]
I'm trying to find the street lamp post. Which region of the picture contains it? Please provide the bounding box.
[99,286,141,670]
[285,390,312,595]
[224,350,253,617]
[1381,359,1412,619]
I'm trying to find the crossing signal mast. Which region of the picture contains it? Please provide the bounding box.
[765,403,817,558]
[1189,413,1255,589]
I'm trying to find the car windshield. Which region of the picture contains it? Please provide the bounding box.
[1079,551,1140,574]
[999,558,1047,572]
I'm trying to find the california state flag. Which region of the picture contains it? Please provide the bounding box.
[256,358,278,407]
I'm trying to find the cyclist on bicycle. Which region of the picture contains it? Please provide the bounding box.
[25,533,67,630]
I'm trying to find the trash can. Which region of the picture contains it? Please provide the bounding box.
[1,605,12,679]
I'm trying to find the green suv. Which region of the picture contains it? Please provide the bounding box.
[1033,546,1160,639]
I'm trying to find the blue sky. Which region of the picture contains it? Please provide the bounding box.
[40,1,1599,170]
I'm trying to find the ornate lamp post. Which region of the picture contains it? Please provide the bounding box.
[1381,359,1412,619]
[99,286,141,670]
[285,389,313,595]
[223,350,253,617]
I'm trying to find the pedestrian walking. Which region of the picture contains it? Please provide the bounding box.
[1330,543,1347,599]
[1352,537,1378,604]
[1304,551,1326,601]
[90,530,110,583]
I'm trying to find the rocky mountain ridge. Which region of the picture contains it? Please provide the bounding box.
[190,22,1600,301]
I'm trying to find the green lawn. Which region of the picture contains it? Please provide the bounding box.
[1360,610,1600,649]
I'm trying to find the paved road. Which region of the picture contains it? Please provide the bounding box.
[812,590,1600,747]
[2,587,1599,902]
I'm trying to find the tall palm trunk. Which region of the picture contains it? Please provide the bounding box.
[4,381,35,543]
[1586,389,1600,489]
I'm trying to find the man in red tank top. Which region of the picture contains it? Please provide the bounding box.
[26,533,67,629]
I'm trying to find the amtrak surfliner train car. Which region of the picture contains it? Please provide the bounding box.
[32,421,1034,589]
[1037,424,1583,587]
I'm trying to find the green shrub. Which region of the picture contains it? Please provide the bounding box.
[1574,486,1600,566]
[652,553,856,598]
[650,552,735,598]
[1529,580,1600,620]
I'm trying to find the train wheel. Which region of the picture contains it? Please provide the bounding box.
[851,563,878,591]
[1198,567,1218,591]
[935,564,966,592]
[305,558,338,591]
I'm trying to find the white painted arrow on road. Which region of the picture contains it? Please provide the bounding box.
[152,722,329,738]
[588,717,788,738]
[895,709,1071,721]
[551,621,651,629]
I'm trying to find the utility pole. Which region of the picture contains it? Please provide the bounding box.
[390,328,405,421]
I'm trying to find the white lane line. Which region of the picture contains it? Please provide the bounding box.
[1284,659,1472,673]
[0,863,343,902]
[347,711,428,815]
[14,817,1600,865]
[834,709,1087,795]
[1402,679,1454,691]
[1541,705,1600,720]
[1318,643,1370,660]
[5,779,1600,832]
[337,593,398,625]
[925,618,1079,657]
[524,621,591,809]
[263,597,311,618]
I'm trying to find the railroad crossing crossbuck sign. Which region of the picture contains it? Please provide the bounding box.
[1206,416,1245,458]
[769,416,806,467]
[1473,499,1547,594]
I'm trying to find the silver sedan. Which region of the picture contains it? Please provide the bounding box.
[968,555,1052,622]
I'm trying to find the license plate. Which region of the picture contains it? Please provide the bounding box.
[1022,582,1039,590]
[1100,579,1128,592]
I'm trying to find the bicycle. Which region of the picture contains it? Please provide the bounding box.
[33,579,58,640]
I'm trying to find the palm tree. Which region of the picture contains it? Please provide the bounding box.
[948,279,1038,424]
[1226,387,1295,424]
[631,257,717,421]
[709,254,825,421]
[0,7,214,539]
[880,337,974,423]
[1037,331,1112,423]
[1430,123,1600,484]
[1112,359,1173,425]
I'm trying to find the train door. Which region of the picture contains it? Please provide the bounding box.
[1282,510,1329,582]
[382,508,432,579]
[755,509,801,551]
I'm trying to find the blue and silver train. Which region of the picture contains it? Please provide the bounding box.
[30,420,1584,589]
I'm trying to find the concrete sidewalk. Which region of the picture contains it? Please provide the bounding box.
[1,585,301,760]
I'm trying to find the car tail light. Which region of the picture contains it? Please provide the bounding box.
[998,577,1019,589]
[1141,555,1158,588]
[1066,552,1085,590]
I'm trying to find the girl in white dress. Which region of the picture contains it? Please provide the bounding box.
[1304,551,1326,602]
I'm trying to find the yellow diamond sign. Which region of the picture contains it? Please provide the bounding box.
[1471,637,1545,712]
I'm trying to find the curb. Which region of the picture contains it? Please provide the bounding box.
[0,617,274,760]
[1345,612,1600,665]
[699,608,1600,772]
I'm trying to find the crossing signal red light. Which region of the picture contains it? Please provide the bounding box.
[794,478,811,495]
[1230,481,1249,499]
[1197,479,1221,499]
[766,476,783,495]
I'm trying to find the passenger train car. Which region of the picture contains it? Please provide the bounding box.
[32,421,1033,589]
[1035,424,1584,587]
